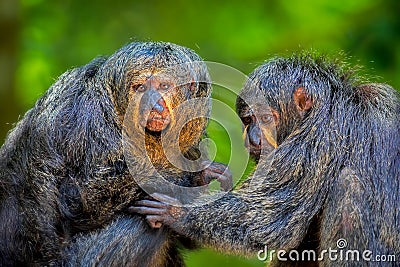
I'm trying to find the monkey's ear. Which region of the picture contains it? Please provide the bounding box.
[189,82,197,91]
[189,77,198,92]
[293,87,313,112]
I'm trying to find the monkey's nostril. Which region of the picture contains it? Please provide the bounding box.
[249,127,262,147]
[152,102,164,113]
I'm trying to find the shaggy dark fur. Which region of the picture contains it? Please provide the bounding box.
[133,53,400,266]
[0,41,219,266]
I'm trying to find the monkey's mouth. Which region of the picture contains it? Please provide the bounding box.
[143,111,171,132]
[247,144,276,163]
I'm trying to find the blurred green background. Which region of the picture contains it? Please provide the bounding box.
[1,0,399,266]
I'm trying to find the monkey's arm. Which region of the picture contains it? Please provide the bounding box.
[62,215,181,267]
[131,146,330,255]
[131,183,320,254]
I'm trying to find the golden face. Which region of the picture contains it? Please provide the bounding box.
[129,71,182,132]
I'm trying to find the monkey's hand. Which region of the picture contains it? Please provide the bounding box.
[128,193,187,229]
[200,160,233,191]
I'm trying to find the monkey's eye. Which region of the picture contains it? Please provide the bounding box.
[241,116,252,125]
[261,114,273,124]
[135,84,146,92]
[159,83,171,91]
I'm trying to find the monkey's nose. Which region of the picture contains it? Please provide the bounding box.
[152,102,164,113]
[249,126,261,147]
[249,134,261,147]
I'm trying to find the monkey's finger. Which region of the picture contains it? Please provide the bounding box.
[204,166,226,176]
[203,164,233,191]
[146,215,163,229]
[210,162,229,173]
[203,161,228,174]
[135,199,168,209]
[217,174,233,191]
[128,206,166,215]
[202,167,230,184]
[151,193,181,206]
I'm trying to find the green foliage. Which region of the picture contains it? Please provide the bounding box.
[185,248,264,267]
[13,0,400,111]
[1,0,399,265]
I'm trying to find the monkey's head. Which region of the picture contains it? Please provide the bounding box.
[238,52,349,162]
[99,42,211,160]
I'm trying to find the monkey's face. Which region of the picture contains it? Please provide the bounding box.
[131,74,174,132]
[129,71,194,133]
[238,103,279,162]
